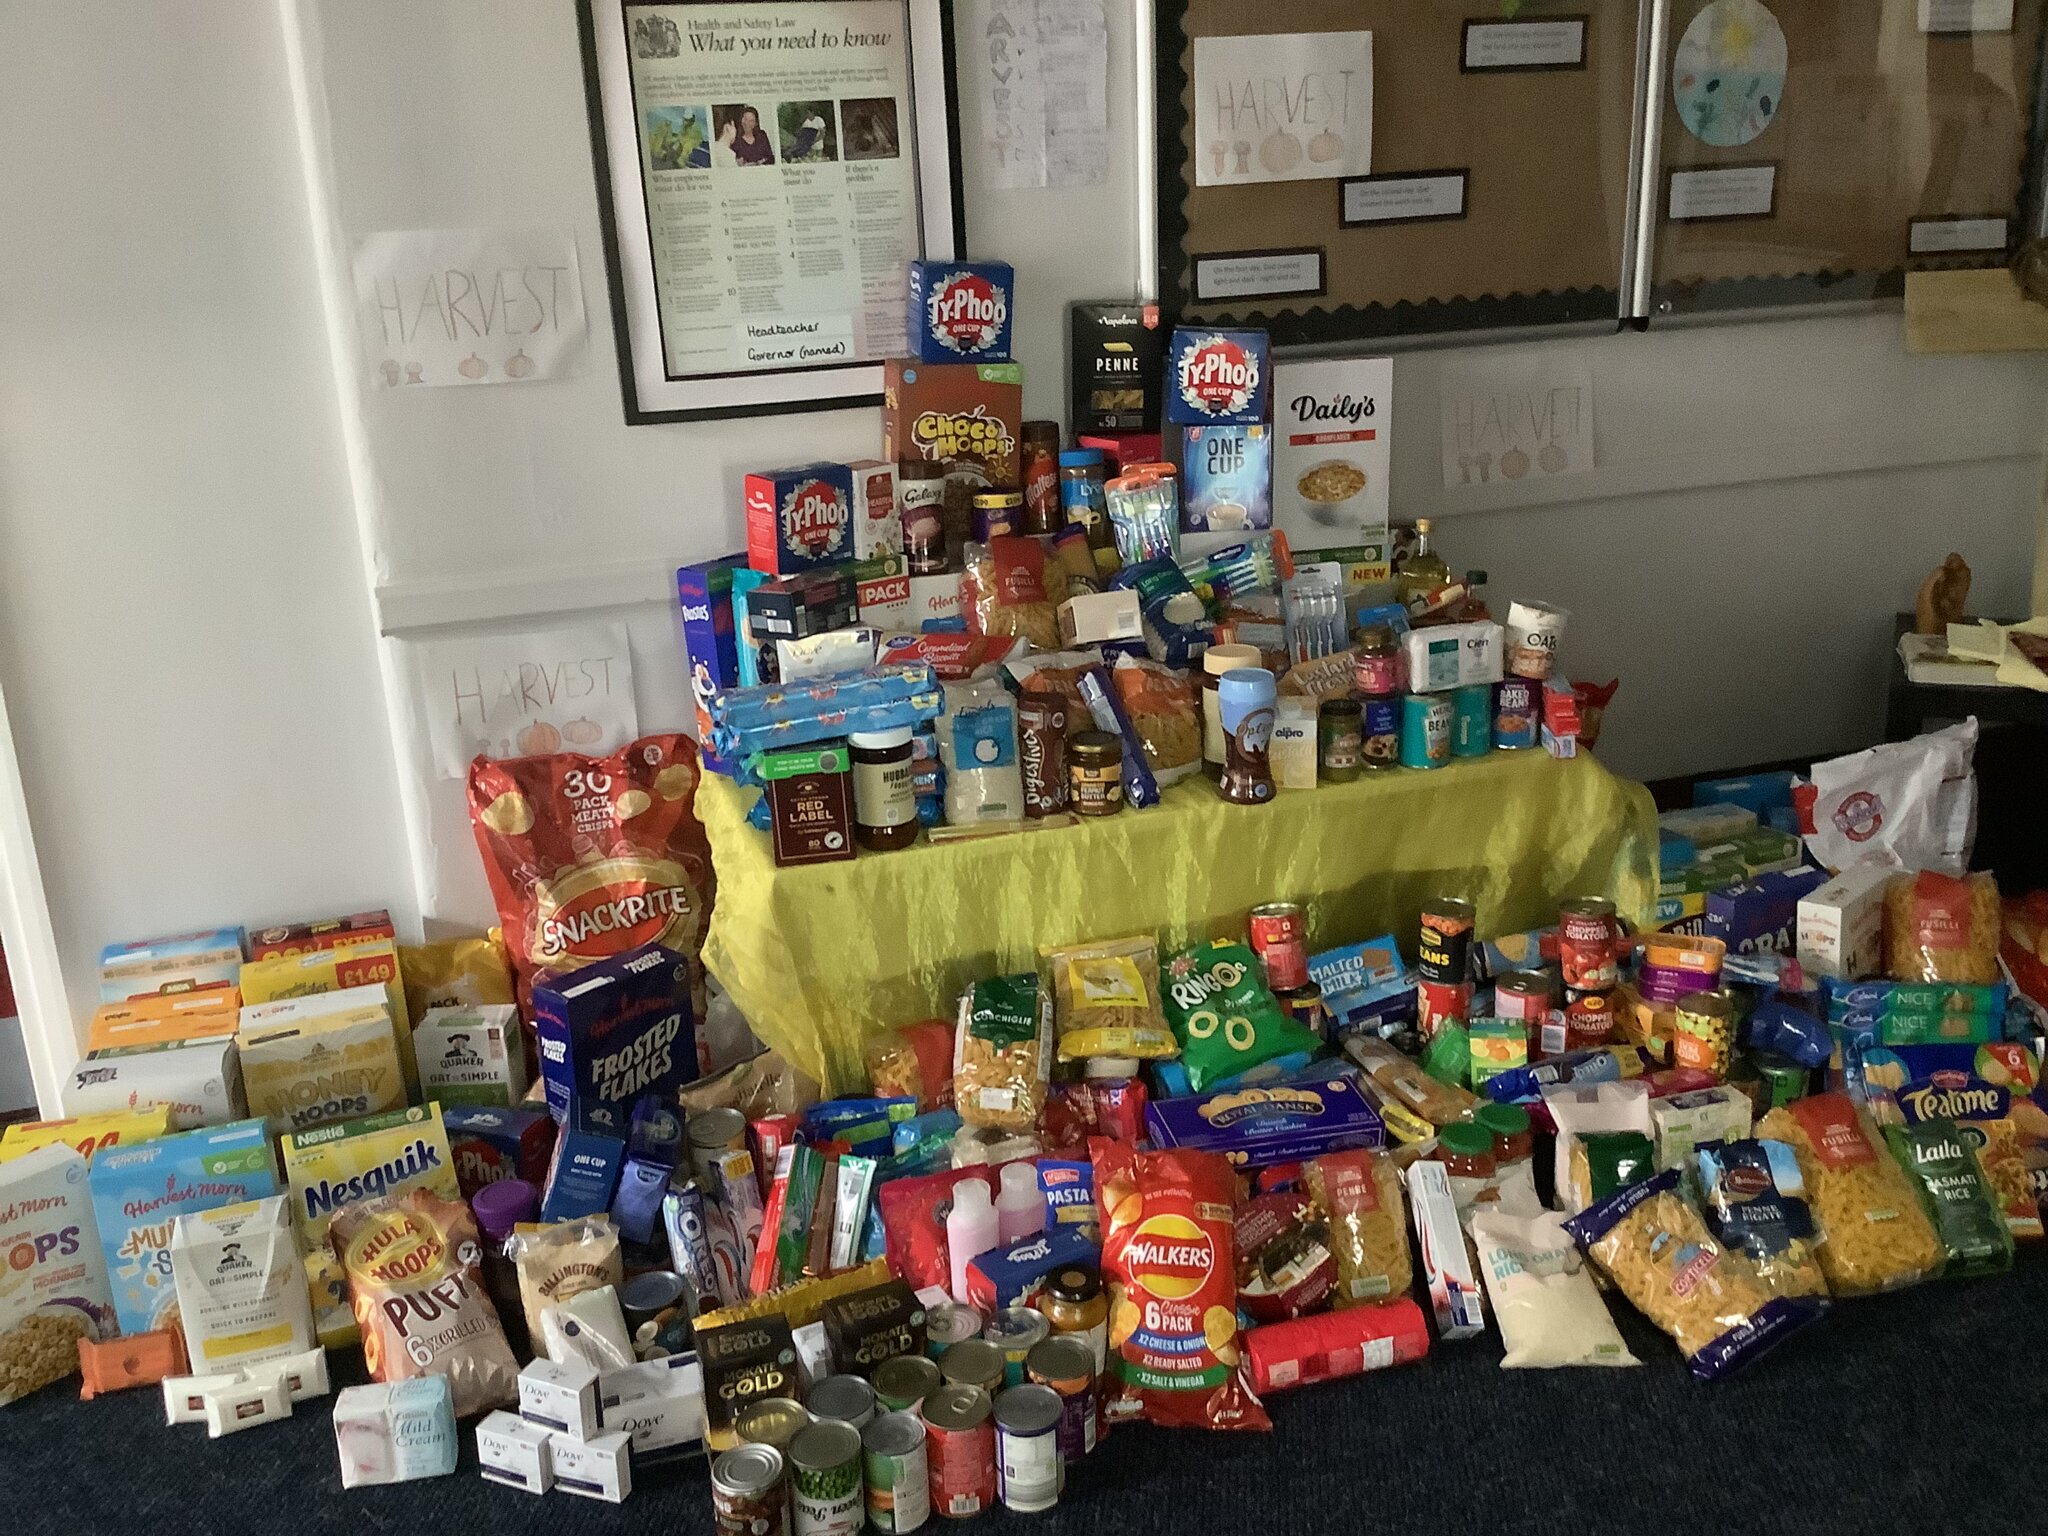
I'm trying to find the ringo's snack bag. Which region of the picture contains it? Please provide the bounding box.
[1093,1138,1270,1431]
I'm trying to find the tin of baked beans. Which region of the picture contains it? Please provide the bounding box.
[863,1410,931,1534]
[926,1304,986,1360]
[982,1307,1049,1388]
[1416,898,1476,985]
[1564,987,1617,1052]
[992,1384,1065,1514]
[937,1338,1006,1396]
[1278,982,1326,1039]
[738,1397,814,1451]
[1673,989,1735,1077]
[1400,693,1454,769]
[873,1354,943,1415]
[1558,898,1622,990]
[789,1420,865,1536]
[1493,677,1538,750]
[1248,902,1311,992]
[1492,970,1556,1023]
[1417,978,1474,1039]
[714,1444,792,1536]
[807,1374,878,1430]
[920,1383,996,1519]
[1451,683,1492,758]
[1024,1336,1096,1461]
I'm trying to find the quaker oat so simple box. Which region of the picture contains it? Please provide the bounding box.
[532,943,697,1135]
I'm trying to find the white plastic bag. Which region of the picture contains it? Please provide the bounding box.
[1804,718,1977,877]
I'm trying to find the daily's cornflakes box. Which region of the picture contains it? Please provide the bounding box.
[86,989,241,1055]
[0,1144,116,1405]
[87,1118,277,1337]
[239,1002,406,1139]
[281,1104,457,1346]
[99,928,245,1003]
[0,1105,172,1164]
[239,938,415,1092]
[66,1037,245,1131]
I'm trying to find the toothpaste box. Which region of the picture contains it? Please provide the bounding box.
[1795,865,1892,981]
[442,1104,559,1197]
[906,259,1015,363]
[676,555,746,770]
[964,1227,1098,1314]
[100,929,246,1003]
[1406,1159,1483,1341]
[1705,867,1830,956]
[88,1118,278,1337]
[532,943,697,1136]
[1145,1075,1384,1168]
[1165,327,1271,426]
[745,462,856,576]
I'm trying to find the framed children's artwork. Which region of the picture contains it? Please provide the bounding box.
[580,0,965,422]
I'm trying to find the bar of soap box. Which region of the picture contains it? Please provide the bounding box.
[333,1376,459,1488]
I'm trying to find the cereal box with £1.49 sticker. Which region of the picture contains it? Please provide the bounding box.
[1,1143,117,1406]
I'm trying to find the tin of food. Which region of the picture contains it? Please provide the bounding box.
[920,1383,997,1519]
[992,1383,1065,1513]
[1493,677,1538,750]
[713,1444,791,1536]
[873,1353,943,1414]
[1249,902,1310,992]
[1024,1335,1096,1460]
[738,1396,814,1451]
[689,1106,749,1184]
[863,1410,931,1534]
[982,1307,1049,1388]
[806,1373,878,1429]
[620,1268,688,1333]
[1559,898,1622,990]
[926,1303,986,1358]
[1416,898,1476,986]
[1451,683,1492,758]
[789,1419,865,1536]
[937,1337,1007,1395]
[1400,693,1454,769]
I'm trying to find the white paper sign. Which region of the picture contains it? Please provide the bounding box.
[1193,249,1324,301]
[414,623,637,779]
[982,0,1109,189]
[1667,164,1777,221]
[1462,20,1586,69]
[1909,217,2009,253]
[1191,32,1372,187]
[1438,357,1594,489]
[354,228,586,388]
[1342,172,1467,225]
[1919,0,2014,31]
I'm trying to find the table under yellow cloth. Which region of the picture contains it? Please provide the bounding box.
[698,750,1658,1092]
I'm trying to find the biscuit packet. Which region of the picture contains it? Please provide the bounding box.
[1044,937,1175,1062]
[1094,1139,1270,1431]
[505,1215,625,1342]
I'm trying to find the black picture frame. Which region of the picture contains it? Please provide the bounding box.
[579,0,967,425]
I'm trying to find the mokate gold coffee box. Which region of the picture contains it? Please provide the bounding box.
[695,1315,798,1450]
[821,1278,927,1374]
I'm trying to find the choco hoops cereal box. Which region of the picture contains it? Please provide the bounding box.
[1093,1139,1269,1431]
[467,734,715,1017]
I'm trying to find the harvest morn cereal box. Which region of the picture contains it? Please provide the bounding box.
[0,1144,117,1405]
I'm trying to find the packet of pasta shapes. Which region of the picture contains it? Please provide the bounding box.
[1093,1139,1270,1431]
[1564,1167,1823,1381]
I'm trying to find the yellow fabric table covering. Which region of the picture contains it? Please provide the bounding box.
[698,750,1658,1092]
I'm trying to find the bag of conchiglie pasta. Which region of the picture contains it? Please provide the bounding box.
[1092,1138,1269,1431]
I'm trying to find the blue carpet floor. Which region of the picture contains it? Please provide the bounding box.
[6,1248,2045,1534]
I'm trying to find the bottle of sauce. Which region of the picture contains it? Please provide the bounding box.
[899,460,948,575]
[1200,644,1262,781]
[848,728,919,851]
[1035,1262,1110,1382]
[1021,421,1063,535]
[1216,668,1277,805]
[1066,731,1124,816]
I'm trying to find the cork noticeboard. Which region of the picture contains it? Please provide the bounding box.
[1158,2,1644,342]
[1654,0,2047,313]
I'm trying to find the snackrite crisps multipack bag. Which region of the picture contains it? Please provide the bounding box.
[1093,1139,1269,1431]
[467,734,715,1012]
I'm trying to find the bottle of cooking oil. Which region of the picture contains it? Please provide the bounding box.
[1396,517,1451,610]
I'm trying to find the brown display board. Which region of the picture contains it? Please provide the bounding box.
[1158,2,1644,341]
[1655,0,2046,311]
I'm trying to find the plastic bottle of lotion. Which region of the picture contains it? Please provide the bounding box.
[946,1179,999,1304]
[996,1161,1044,1244]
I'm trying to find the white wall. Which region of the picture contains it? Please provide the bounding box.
[0,0,2043,1108]
[0,0,416,1101]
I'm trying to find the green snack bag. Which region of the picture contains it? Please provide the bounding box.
[1884,1119,2011,1279]
[1161,940,1321,1093]
[1420,1020,1472,1090]
[1571,1131,1655,1210]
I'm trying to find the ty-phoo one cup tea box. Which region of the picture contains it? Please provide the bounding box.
[1164,327,1270,426]
[1272,356,1391,571]
[906,259,1014,363]
[532,943,697,1136]
[744,462,856,577]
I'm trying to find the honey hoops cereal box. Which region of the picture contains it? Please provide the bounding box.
[239,1001,406,1139]
[239,940,416,1094]
[0,1144,116,1405]
[1093,1139,1269,1431]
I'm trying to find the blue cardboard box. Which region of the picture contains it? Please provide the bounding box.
[1704,867,1829,956]
[1145,1074,1383,1168]
[677,556,746,772]
[1178,423,1272,532]
[442,1103,558,1197]
[1694,771,1798,818]
[1164,328,1271,425]
[533,943,697,1135]
[906,260,1014,363]
[541,1126,626,1222]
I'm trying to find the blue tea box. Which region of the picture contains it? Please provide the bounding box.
[1164,328,1271,426]
[906,260,1014,363]
[541,1127,626,1223]
[1694,771,1798,818]
[1145,1074,1383,1168]
[745,463,856,577]
[677,555,746,772]
[532,943,697,1136]
[1705,867,1829,957]
[1178,423,1272,532]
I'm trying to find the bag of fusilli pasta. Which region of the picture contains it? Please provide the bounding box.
[1564,1168,1822,1381]
[1758,1095,1944,1296]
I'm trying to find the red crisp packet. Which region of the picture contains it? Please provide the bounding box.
[1570,678,1618,749]
[1234,1191,1334,1323]
[878,1167,994,1293]
[1042,1079,1148,1154]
